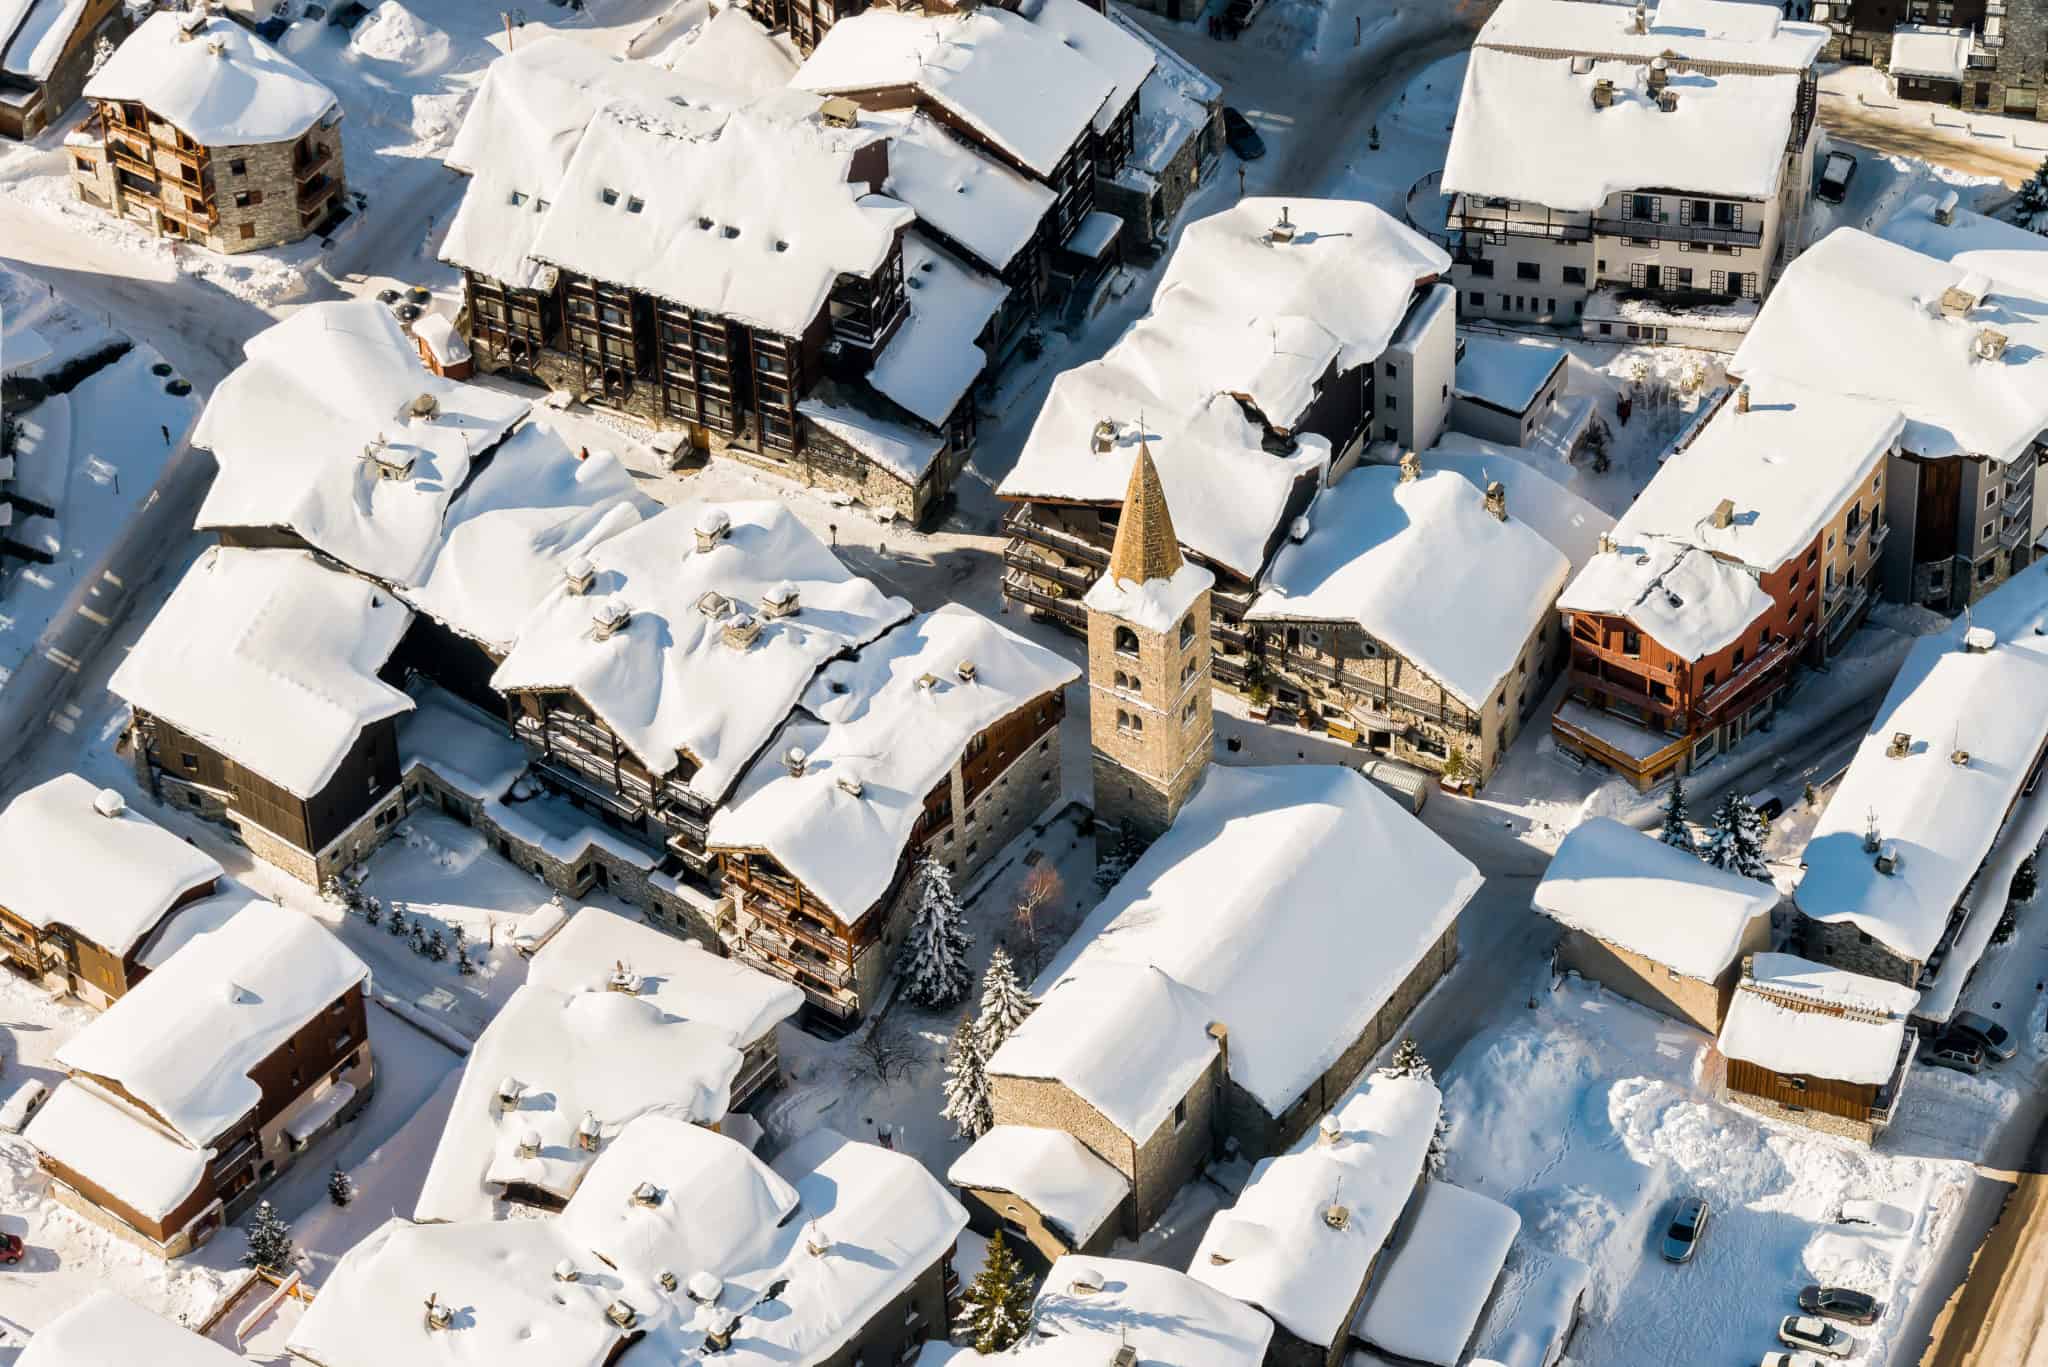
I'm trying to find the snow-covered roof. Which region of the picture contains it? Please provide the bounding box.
[1117,6,1220,178]
[1794,562,2048,962]
[1189,1073,1442,1348]
[19,1290,241,1367]
[1026,0,1156,132]
[1718,953,1918,1085]
[1616,379,1901,575]
[1557,533,1772,662]
[414,984,741,1223]
[1428,435,1615,575]
[1468,1246,1592,1367]
[866,233,1009,428]
[947,1126,1130,1246]
[0,773,220,956]
[1082,557,1215,635]
[85,11,336,145]
[491,500,912,799]
[710,605,1076,922]
[1454,336,1566,415]
[194,301,530,585]
[0,0,90,83]
[54,904,367,1146]
[528,93,913,340]
[658,3,800,95]
[399,683,530,801]
[1888,24,1971,80]
[1536,816,1777,980]
[412,312,470,368]
[1443,48,1799,211]
[791,7,1118,179]
[1475,0,1828,69]
[24,1077,210,1224]
[529,907,801,1046]
[1353,1182,1521,1367]
[1249,466,1570,712]
[1002,198,1448,579]
[991,765,1480,1137]
[110,547,414,799]
[1731,228,2048,465]
[869,111,1055,272]
[400,424,650,653]
[1876,192,2048,299]
[133,878,263,972]
[1022,1256,1275,1367]
[797,397,948,484]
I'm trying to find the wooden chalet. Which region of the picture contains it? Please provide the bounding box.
[1716,953,1918,1144]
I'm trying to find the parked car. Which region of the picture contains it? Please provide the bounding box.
[0,1079,47,1135]
[1924,1037,1985,1075]
[1779,1314,1854,1358]
[1798,1285,1880,1324]
[0,1234,20,1265]
[1949,1010,2017,1061]
[1661,1196,1710,1263]
[1817,151,1857,203]
[1760,1353,1828,1367]
[1746,788,1786,822]
[1222,108,1266,161]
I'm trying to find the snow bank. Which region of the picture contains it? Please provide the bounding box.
[947,1127,1129,1246]
[86,11,338,147]
[348,1,457,74]
[1354,1181,1521,1367]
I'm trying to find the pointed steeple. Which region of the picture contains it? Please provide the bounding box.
[1106,442,1185,586]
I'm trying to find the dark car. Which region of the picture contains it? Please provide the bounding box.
[1661,1196,1710,1263]
[1799,1285,1879,1325]
[0,1233,21,1265]
[1924,1037,1985,1075]
[1222,108,1266,161]
[1949,1010,2017,1061]
[1818,151,1857,204]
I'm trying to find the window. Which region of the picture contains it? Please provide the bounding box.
[180,752,199,771]
[1179,613,1196,648]
[1181,659,1197,685]
[248,189,263,206]
[1988,489,2000,509]
[1673,267,1693,289]
[229,157,246,176]
[1383,424,1398,441]
[1384,361,1398,379]
[1467,290,1485,306]
[1787,1076,1808,1092]
[1383,393,1397,410]
[1733,647,1745,668]
[1562,265,1586,285]
[1113,625,1139,656]
[1547,298,1557,314]
[234,190,251,208]
[1184,698,1198,723]
[1516,261,1541,281]
[1116,710,1142,734]
[1470,259,1495,278]
[1173,1098,1188,1131]
[1984,522,1997,542]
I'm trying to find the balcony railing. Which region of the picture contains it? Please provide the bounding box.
[1002,505,1109,568]
[1002,571,1087,628]
[1002,543,1095,595]
[1445,200,1593,244]
[1825,584,1869,641]
[1591,215,1763,248]
[737,893,849,964]
[1551,707,1693,777]
[730,942,857,1016]
[299,173,340,215]
[1695,636,1796,717]
[2000,518,2030,551]
[2004,485,2033,520]
[294,144,334,183]
[1272,649,1482,733]
[1567,667,1682,726]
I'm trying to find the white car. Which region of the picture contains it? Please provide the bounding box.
[0,1078,48,1134]
[1779,1315,1854,1358]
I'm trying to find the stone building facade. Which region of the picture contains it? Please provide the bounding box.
[1558,920,1772,1034]
[1814,0,2047,119]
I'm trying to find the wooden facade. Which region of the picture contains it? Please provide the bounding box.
[0,0,128,140]
[0,876,218,1009]
[1724,1055,1882,1127]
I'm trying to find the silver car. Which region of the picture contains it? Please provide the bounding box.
[1779,1314,1854,1358]
[1661,1196,1710,1263]
[1949,1010,2017,1062]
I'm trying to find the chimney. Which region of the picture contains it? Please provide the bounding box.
[1113,1348,1138,1367]
[1092,419,1117,455]
[762,581,800,619]
[1735,383,1751,414]
[1951,747,1971,767]
[564,555,596,596]
[722,612,763,650]
[496,1076,525,1113]
[605,1301,639,1330]
[1268,206,1296,244]
[575,1111,602,1152]
[695,507,732,552]
[835,774,864,799]
[705,1308,738,1352]
[784,746,808,778]
[688,1271,723,1304]
[1592,78,1616,109]
[591,598,631,641]
[1657,88,1679,113]
[956,658,978,683]
[806,1222,832,1257]
[1647,56,1670,93]
[1935,191,1959,226]
[1597,531,1617,555]
[1485,480,1507,522]
[607,960,641,994]
[92,788,126,819]
[207,35,226,56]
[1316,1114,1342,1147]
[1323,1199,1351,1231]
[1632,1,1649,33]
[1875,841,1900,876]
[1964,625,1997,653]
[1067,1267,1105,1295]
[518,1127,542,1159]
[820,95,860,128]
[363,435,415,481]
[1886,731,1912,758]
[410,392,440,420]
[1398,450,1421,483]
[425,1295,453,1331]
[630,1181,662,1208]
[1974,327,2009,362]
[555,1260,580,1283]
[697,590,733,621]
[1289,514,1310,543]
[1711,497,1736,529]
[658,1270,679,1293]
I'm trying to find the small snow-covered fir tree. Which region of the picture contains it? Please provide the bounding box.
[1425,1110,1451,1179]
[955,1229,1035,1354]
[2012,853,2039,906]
[1441,747,1471,791]
[2016,155,2048,234]
[1380,1037,1433,1085]
[387,905,408,937]
[241,1201,295,1273]
[900,858,972,1010]
[939,1013,993,1140]
[327,1167,353,1207]
[1658,776,1699,855]
[88,33,115,76]
[975,947,1036,1055]
[1703,793,1771,881]
[425,928,447,962]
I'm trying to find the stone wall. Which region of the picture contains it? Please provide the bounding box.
[1992,0,2048,119]
[207,132,343,254]
[7,0,129,139]
[1558,925,1767,1034]
[1795,913,1922,988]
[1720,1081,1876,1143]
[955,1182,1121,1271]
[1088,588,1212,847]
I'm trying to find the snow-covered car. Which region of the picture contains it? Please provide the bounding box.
[1779,1315,1854,1358]
[1817,151,1857,204]
[1923,1037,1985,1074]
[1661,1196,1710,1263]
[0,1078,47,1134]
[1760,1353,1828,1367]
[1798,1285,1879,1324]
[1949,1010,2017,1061]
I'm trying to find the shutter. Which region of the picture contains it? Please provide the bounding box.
[1678,199,1694,225]
[1630,262,1648,289]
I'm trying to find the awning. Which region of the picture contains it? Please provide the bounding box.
[1064,210,1123,262]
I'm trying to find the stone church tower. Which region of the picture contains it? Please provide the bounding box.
[1084,443,1215,848]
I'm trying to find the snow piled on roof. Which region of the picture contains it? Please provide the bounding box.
[1023,1256,1275,1366]
[1115,6,1220,178]
[414,984,741,1222]
[1002,198,1447,578]
[21,1291,239,1366]
[791,6,1117,178]
[797,397,947,484]
[85,12,336,145]
[1354,1182,1521,1367]
[1617,378,1901,574]
[947,1127,1129,1245]
[401,425,650,652]
[0,772,220,955]
[1794,560,2048,961]
[1476,0,1827,69]
[412,312,469,367]
[1888,24,1972,79]
[24,1078,211,1224]
[1083,557,1214,635]
[530,906,801,1046]
[110,546,414,799]
[659,3,799,94]
[1443,49,1798,211]
[1535,816,1776,980]
[1428,435,1615,574]
[991,765,1480,1136]
[1189,1073,1442,1348]
[712,605,1076,922]
[0,0,89,82]
[194,301,530,584]
[1250,466,1570,712]
[1732,228,2048,464]
[1558,534,1771,662]
[399,683,529,801]
[55,904,368,1146]
[529,93,912,339]
[1454,336,1565,414]
[1718,953,1918,1084]
[1877,192,2048,299]
[1025,0,1155,133]
[491,500,912,798]
[870,111,1055,272]
[866,233,1009,428]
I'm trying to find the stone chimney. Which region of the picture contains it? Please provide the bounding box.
[564,555,596,596]
[1485,480,1507,522]
[694,507,732,553]
[1268,205,1296,244]
[1398,450,1421,483]
[591,599,631,642]
[1632,1,1649,33]
[1735,383,1750,414]
[761,581,800,619]
[1711,497,1736,529]
[1647,55,1670,93]
[784,746,808,778]
[1592,78,1616,109]
[1934,190,1958,226]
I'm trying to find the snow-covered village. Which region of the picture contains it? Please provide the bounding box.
[1,0,2048,1360]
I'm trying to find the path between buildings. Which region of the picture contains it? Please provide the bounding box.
[1817,97,2043,187]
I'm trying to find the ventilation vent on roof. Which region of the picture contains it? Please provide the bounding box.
[1647,54,1671,91]
[630,1181,662,1208]
[1631,1,1648,33]
[785,746,809,778]
[806,1222,832,1256]
[1597,532,1617,555]
[720,225,740,240]
[605,1300,639,1330]
[1398,450,1421,483]
[723,612,763,650]
[658,1270,679,1293]
[688,1271,723,1304]
[1887,731,1912,758]
[608,960,641,994]
[601,187,619,206]
[564,556,596,596]
[223,980,250,1005]
[1592,78,1616,109]
[1665,591,1683,610]
[821,95,861,128]
[555,1260,579,1283]
[1863,808,1882,853]
[1570,54,1594,75]
[1092,420,1117,454]
[1934,190,1959,226]
[1289,515,1311,542]
[1317,1114,1342,1147]
[207,36,226,56]
[696,507,732,551]
[1486,480,1508,522]
[698,590,734,621]
[519,1128,542,1159]
[363,434,414,480]
[1875,841,1900,876]
[1964,625,1996,653]
[916,672,940,692]
[1939,283,1982,319]
[575,1110,602,1152]
[425,1294,453,1331]
[705,1308,738,1351]
[1735,383,1751,414]
[592,599,631,641]
[1974,328,2009,362]
[1113,1347,1139,1367]
[1951,748,1971,768]
[92,788,126,819]
[628,197,644,214]
[1323,1202,1351,1231]
[1656,88,1679,113]
[496,1076,525,1112]
[762,581,800,619]
[836,775,864,799]
[1711,497,1736,529]
[1267,205,1296,244]
[957,658,978,683]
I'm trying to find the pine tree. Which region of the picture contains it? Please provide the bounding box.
[327,1168,353,1207]
[900,858,972,1010]
[1425,1110,1451,1179]
[1380,1037,1433,1084]
[939,1013,994,1140]
[364,895,382,928]
[241,1201,295,1274]
[425,928,447,962]
[975,947,1036,1055]
[2012,853,2039,906]
[1441,747,1471,791]
[1659,775,1699,855]
[1703,793,1771,881]
[2017,155,2048,234]
[1095,823,1146,891]
[955,1229,1035,1354]
[387,905,407,937]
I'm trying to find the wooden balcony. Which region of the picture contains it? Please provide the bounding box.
[1002,504,1109,568]
[1566,667,1683,727]
[294,144,335,183]
[1447,198,1592,244]
[298,173,341,216]
[1271,649,1481,734]
[1570,635,1680,686]
[1002,542,1095,595]
[736,892,850,965]
[1695,635,1797,718]
[1591,215,1762,248]
[1550,706,1691,780]
[1002,571,1087,630]
[730,941,858,1018]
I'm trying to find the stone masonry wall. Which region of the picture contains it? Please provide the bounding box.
[1721,1082,1876,1143]
[1796,914,1922,988]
